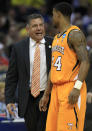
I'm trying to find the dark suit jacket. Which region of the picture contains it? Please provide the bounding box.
[5,36,53,117]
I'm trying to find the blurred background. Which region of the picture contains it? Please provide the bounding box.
[0,0,92,131]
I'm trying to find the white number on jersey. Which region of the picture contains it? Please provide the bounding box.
[53,56,62,71]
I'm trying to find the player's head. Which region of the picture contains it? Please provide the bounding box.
[53,2,72,26]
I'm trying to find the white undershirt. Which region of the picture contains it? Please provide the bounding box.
[29,37,47,91]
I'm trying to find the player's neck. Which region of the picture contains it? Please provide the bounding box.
[59,21,71,34]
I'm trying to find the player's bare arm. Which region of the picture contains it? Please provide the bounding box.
[68,30,90,105]
[39,71,52,111]
[69,30,90,81]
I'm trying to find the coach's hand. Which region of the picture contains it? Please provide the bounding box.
[7,103,16,116]
[68,88,80,105]
[39,95,49,112]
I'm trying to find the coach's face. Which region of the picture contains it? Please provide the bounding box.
[27,18,45,42]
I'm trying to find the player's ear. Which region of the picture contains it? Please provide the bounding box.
[56,11,61,18]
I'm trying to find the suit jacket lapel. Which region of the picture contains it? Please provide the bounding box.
[24,37,30,77]
[45,39,52,75]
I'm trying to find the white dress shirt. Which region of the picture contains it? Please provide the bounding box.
[29,37,47,91]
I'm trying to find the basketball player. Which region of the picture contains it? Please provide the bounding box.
[39,2,90,131]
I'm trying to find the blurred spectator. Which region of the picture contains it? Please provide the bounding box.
[87,24,92,48]
[7,8,17,25]
[0,82,20,120]
[0,13,10,34]
[0,32,6,48]
[6,24,21,57]
[0,33,8,83]
[87,92,92,104]
[84,49,92,131]
[0,43,8,71]
[71,12,82,25]
[0,44,8,81]
[6,24,20,46]
[0,33,8,74]
[0,82,8,118]
[0,82,5,102]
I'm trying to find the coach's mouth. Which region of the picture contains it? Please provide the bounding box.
[35,32,43,36]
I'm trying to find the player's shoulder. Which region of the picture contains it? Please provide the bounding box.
[68,28,86,44]
[53,34,60,40]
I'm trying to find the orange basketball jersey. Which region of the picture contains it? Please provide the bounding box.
[51,25,80,84]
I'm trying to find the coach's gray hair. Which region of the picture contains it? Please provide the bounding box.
[27,13,44,24]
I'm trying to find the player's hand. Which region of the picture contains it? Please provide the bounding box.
[39,95,49,112]
[68,88,80,105]
[7,103,16,116]
[87,92,92,103]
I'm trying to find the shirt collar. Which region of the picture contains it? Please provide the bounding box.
[30,37,46,47]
